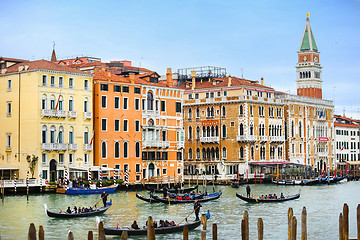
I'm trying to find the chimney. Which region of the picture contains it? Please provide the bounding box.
[191,71,196,90]
[166,68,173,87]
[129,73,135,84]
[261,77,264,85]
[228,75,232,87]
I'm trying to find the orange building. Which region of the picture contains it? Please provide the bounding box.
[93,69,184,183]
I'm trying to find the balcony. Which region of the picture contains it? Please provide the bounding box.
[142,110,160,116]
[142,141,170,148]
[316,152,328,157]
[84,144,93,151]
[68,144,78,151]
[236,135,257,142]
[41,143,68,151]
[200,136,219,143]
[84,112,92,120]
[41,109,67,118]
[259,136,268,142]
[68,111,77,119]
[177,141,184,149]
[269,136,285,142]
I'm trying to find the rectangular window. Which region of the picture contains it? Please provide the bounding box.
[101,119,107,131]
[115,119,120,131]
[224,91,227,96]
[100,84,108,91]
[123,97,128,109]
[206,93,209,98]
[210,92,214,98]
[123,119,128,132]
[7,79,11,91]
[162,152,168,160]
[188,94,193,99]
[247,90,252,96]
[162,130,166,141]
[59,154,64,165]
[42,153,47,165]
[6,135,11,147]
[135,164,141,173]
[134,87,141,94]
[114,164,120,170]
[114,97,120,109]
[50,76,55,87]
[177,152,182,160]
[42,170,47,179]
[7,102,11,116]
[42,75,47,86]
[59,77,63,87]
[162,168,167,175]
[84,154,89,164]
[161,100,166,112]
[142,99,145,110]
[84,79,89,90]
[122,86,129,93]
[135,99,140,110]
[217,92,221,97]
[114,85,121,92]
[69,99,73,111]
[69,78,73,88]
[135,120,140,132]
[84,132,89,144]
[101,96,107,108]
[176,102,181,113]
[195,93,199,99]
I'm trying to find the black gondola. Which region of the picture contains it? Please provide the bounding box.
[104,220,201,236]
[236,193,300,203]
[153,192,222,204]
[44,203,111,218]
[136,193,159,203]
[147,185,198,193]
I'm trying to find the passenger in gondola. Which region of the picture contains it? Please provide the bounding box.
[131,221,140,230]
[159,220,165,227]
[273,193,277,199]
[163,186,168,198]
[72,206,77,213]
[153,221,158,228]
[66,206,71,214]
[280,193,285,199]
[170,221,175,226]
[268,194,273,199]
[264,195,268,199]
[164,220,170,227]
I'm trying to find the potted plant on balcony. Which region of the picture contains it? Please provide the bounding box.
[26,154,38,178]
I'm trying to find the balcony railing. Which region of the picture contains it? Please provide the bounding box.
[200,136,219,143]
[236,135,257,142]
[317,152,328,157]
[84,112,92,120]
[84,144,93,151]
[142,110,160,116]
[68,111,77,119]
[269,136,285,142]
[143,141,170,148]
[177,141,184,149]
[259,136,268,142]
[68,144,78,151]
[41,109,67,118]
[41,143,68,151]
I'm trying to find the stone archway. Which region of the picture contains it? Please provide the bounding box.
[49,159,57,182]
[148,163,155,178]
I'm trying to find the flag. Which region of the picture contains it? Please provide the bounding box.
[340,141,346,151]
[54,95,61,110]
[90,130,95,145]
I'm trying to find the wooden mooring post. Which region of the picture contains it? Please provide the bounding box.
[288,208,293,240]
[339,213,344,240]
[241,211,249,240]
[291,216,297,240]
[212,223,218,240]
[147,216,155,240]
[343,203,349,240]
[28,223,36,240]
[201,214,207,240]
[68,230,74,240]
[183,225,188,240]
[121,230,128,240]
[39,225,44,240]
[257,218,263,240]
[357,204,360,240]
[88,230,93,240]
[301,207,307,240]
[98,221,106,240]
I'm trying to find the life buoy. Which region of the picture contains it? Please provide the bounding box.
[45,180,49,184]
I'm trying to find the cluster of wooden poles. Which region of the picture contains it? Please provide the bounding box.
[26,204,359,240]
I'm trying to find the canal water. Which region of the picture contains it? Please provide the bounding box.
[0,181,358,240]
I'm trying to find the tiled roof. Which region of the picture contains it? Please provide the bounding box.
[68,61,107,68]
[5,59,88,74]
[178,76,274,91]
[334,122,360,128]
[0,57,29,63]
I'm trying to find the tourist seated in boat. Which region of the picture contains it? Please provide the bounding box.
[170,221,176,226]
[280,193,285,199]
[273,193,277,199]
[66,207,71,214]
[268,194,273,199]
[264,195,268,199]
[164,220,170,227]
[260,195,265,199]
[153,221,158,228]
[159,220,165,227]
[205,210,211,219]
[131,220,140,230]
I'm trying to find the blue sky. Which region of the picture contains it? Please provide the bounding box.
[1,0,360,117]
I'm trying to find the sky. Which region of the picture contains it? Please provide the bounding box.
[1,0,360,117]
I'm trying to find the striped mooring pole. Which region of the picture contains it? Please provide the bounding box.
[64,167,68,190]
[14,173,16,194]
[99,167,102,188]
[39,173,42,192]
[26,171,29,201]
[88,166,92,185]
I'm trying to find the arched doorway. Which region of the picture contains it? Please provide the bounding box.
[49,159,57,182]
[148,163,155,178]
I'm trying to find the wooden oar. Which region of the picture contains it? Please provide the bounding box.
[93,198,103,208]
[251,193,258,202]
[177,206,200,226]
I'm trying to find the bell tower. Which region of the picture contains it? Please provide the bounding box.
[296,13,322,99]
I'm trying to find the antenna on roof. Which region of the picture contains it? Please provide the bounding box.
[343,108,345,117]
[241,68,244,78]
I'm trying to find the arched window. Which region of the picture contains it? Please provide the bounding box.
[123,142,128,158]
[41,94,47,110]
[57,95,64,110]
[210,126,214,137]
[207,126,210,137]
[211,147,215,159]
[50,125,56,143]
[68,96,74,111]
[211,107,214,117]
[222,106,226,117]
[202,126,206,137]
[84,97,89,112]
[207,148,211,159]
[147,91,154,110]
[188,126,192,140]
[300,72,303,79]
[69,127,74,144]
[196,108,200,118]
[250,123,254,135]
[114,142,120,158]
[135,142,140,158]
[251,146,254,160]
[299,122,302,138]
[202,148,206,159]
[196,126,200,140]
[41,125,47,144]
[84,128,89,144]
[101,142,107,159]
[196,148,200,159]
[188,108,192,120]
[240,147,244,159]
[188,148,193,160]
[215,147,219,159]
[222,125,227,138]
[222,147,227,159]
[239,105,244,116]
[207,107,210,117]
[239,123,244,135]
[308,71,311,78]
[291,121,295,137]
[58,126,64,143]
[50,95,56,110]
[215,125,219,136]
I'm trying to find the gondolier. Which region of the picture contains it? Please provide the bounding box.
[101,191,108,207]
[194,200,202,221]
[246,185,251,198]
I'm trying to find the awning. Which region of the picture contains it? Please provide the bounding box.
[0,166,20,170]
[344,161,360,165]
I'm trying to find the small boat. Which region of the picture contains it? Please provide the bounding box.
[231,181,240,188]
[65,184,118,195]
[44,202,112,218]
[104,220,201,236]
[236,193,300,203]
[136,193,159,203]
[153,192,222,204]
[147,185,198,194]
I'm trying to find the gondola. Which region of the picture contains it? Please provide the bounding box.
[44,202,112,218]
[236,193,300,203]
[153,192,222,204]
[136,193,159,203]
[104,220,201,236]
[65,184,118,195]
[231,181,240,188]
[147,185,198,194]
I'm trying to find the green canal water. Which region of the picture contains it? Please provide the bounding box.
[0,181,358,240]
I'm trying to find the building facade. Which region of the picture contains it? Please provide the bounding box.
[0,59,93,181]
[93,69,184,183]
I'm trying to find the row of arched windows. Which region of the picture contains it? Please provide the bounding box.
[41,125,90,144]
[188,125,227,140]
[41,94,90,112]
[299,71,311,79]
[101,141,140,159]
[188,147,227,160]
